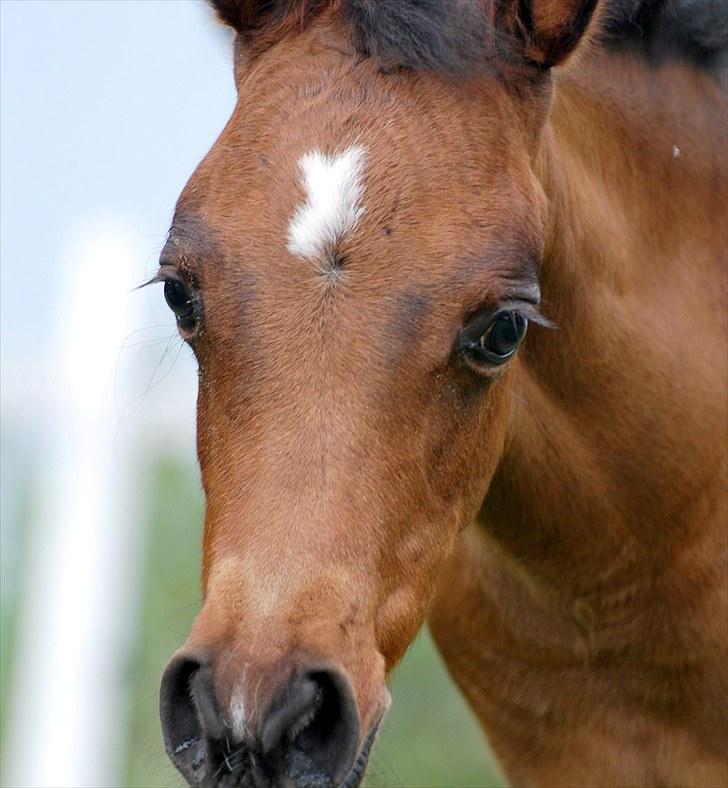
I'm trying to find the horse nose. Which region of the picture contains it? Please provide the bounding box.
[260,669,360,783]
[160,653,361,787]
[159,654,221,785]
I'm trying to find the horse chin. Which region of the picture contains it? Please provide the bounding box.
[207,715,384,788]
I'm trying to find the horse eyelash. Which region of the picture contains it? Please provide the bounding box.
[136,267,193,291]
[524,305,556,330]
[499,301,556,330]
[135,270,167,290]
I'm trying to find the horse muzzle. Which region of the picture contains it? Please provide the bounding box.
[160,651,387,788]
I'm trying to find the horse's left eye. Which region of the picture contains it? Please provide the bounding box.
[464,310,528,366]
[163,278,196,329]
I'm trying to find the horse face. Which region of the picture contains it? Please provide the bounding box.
[159,20,549,787]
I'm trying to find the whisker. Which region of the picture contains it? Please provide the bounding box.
[114,333,185,431]
[121,335,177,351]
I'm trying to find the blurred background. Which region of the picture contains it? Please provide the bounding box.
[0,2,504,786]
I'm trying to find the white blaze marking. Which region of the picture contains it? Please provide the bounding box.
[230,692,247,741]
[287,146,366,262]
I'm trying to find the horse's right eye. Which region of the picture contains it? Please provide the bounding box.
[163,278,196,332]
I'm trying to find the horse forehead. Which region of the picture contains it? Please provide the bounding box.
[177,77,536,285]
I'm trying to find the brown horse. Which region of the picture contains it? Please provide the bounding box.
[156,1,728,785]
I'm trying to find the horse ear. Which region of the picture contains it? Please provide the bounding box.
[515,0,600,68]
[208,0,259,32]
[208,1,308,34]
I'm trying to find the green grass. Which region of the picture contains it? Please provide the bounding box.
[369,629,504,787]
[121,457,205,788]
[0,431,36,764]
[121,458,505,788]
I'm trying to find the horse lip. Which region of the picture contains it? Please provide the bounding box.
[340,714,384,788]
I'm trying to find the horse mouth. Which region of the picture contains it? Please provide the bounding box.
[196,715,383,788]
[341,716,382,788]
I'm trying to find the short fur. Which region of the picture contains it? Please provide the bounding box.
[159,1,727,787]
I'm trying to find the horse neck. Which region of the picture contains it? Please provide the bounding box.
[478,50,727,634]
[427,52,726,785]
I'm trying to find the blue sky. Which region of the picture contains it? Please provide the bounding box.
[1,5,238,781]
[1,0,235,387]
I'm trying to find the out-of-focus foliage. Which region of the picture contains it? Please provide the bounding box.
[0,432,36,755]
[121,459,505,787]
[122,458,204,788]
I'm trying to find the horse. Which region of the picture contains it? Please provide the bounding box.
[155,1,728,785]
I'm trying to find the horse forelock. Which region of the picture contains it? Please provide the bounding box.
[211,0,508,76]
[210,0,727,76]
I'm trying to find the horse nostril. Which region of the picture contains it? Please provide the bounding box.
[160,654,217,786]
[161,659,362,786]
[261,669,360,785]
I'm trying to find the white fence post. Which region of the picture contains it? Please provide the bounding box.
[3,228,147,787]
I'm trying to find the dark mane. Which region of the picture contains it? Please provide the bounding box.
[602,0,728,71]
[211,0,728,75]
[341,1,502,77]
[213,0,514,75]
